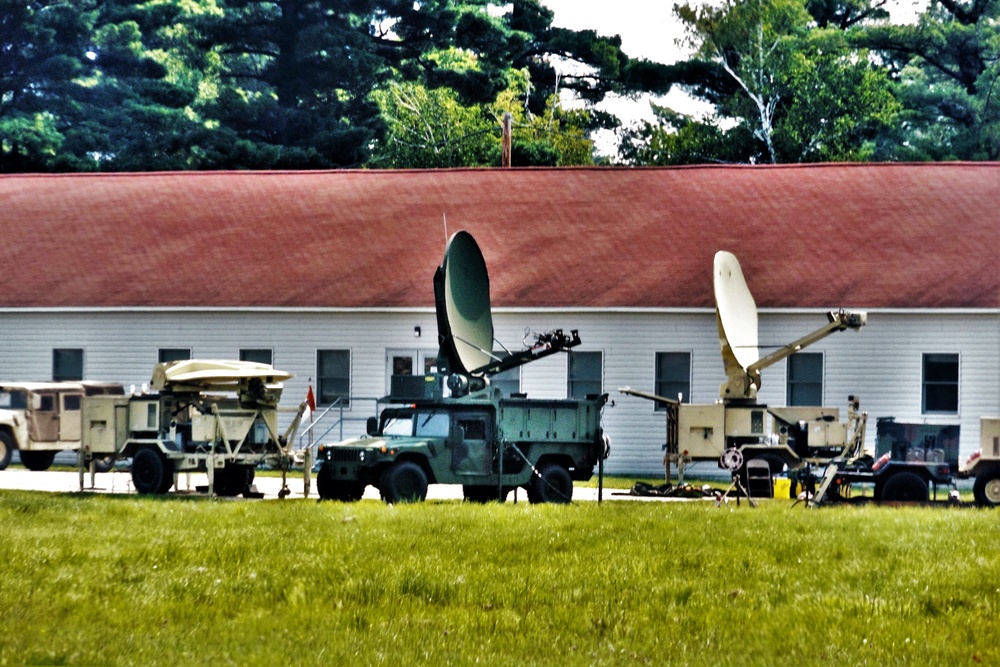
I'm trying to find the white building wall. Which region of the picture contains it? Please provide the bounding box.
[1,308,996,475]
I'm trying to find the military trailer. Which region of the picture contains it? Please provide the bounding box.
[82,359,305,496]
[959,417,1000,507]
[622,251,868,482]
[623,251,959,504]
[0,381,124,472]
[315,230,609,504]
[792,417,958,504]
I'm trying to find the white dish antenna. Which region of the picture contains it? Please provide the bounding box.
[714,251,759,378]
[713,250,867,401]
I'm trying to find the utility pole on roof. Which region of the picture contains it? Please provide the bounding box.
[501,112,512,168]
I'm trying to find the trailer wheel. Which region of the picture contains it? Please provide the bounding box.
[19,450,56,472]
[973,470,1000,507]
[214,464,252,497]
[379,462,428,504]
[317,465,365,502]
[132,448,174,495]
[0,431,12,470]
[527,464,573,504]
[880,471,928,503]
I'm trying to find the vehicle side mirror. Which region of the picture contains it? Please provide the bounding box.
[366,416,378,436]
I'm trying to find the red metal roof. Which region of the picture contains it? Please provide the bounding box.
[0,164,996,309]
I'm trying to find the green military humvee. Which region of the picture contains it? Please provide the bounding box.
[315,231,609,504]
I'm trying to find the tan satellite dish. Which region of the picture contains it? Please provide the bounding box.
[438,230,495,376]
[714,251,760,380]
[713,250,868,400]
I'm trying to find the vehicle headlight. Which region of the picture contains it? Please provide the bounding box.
[359,451,366,462]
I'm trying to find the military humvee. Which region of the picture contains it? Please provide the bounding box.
[0,381,124,471]
[315,230,609,504]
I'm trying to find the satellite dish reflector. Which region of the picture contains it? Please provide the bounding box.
[439,230,495,376]
[714,251,760,375]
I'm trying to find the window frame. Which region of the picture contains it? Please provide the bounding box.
[239,348,274,366]
[921,352,960,415]
[317,349,352,408]
[52,348,84,382]
[653,351,692,410]
[567,350,603,399]
[490,350,521,397]
[158,348,191,364]
[786,351,824,407]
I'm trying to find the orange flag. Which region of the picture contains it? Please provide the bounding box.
[306,385,316,413]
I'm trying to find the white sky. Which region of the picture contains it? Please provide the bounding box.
[538,0,927,156]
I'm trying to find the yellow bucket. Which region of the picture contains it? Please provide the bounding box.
[773,477,791,499]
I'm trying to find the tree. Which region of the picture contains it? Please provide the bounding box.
[1,1,717,170]
[620,0,899,164]
[70,4,206,170]
[0,1,95,171]
[371,59,595,168]
[853,0,1000,160]
[1,1,223,171]
[806,0,890,29]
[619,105,756,165]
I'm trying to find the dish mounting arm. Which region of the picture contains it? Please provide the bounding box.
[721,310,866,400]
[477,329,581,377]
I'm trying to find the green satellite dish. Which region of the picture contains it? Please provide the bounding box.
[436,230,495,376]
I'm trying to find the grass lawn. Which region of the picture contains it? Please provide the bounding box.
[1,490,998,666]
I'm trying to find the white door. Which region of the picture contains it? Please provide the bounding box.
[385,349,439,393]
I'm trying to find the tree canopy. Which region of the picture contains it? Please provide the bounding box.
[619,0,998,164]
[1,0,652,171]
[1,0,997,170]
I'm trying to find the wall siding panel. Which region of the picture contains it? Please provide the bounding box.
[0,309,996,475]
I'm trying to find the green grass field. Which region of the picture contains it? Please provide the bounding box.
[2,489,998,666]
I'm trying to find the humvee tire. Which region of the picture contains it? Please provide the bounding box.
[0,431,12,470]
[379,461,428,504]
[527,463,573,504]
[19,450,56,472]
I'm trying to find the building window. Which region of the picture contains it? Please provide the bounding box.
[654,352,690,408]
[53,348,83,381]
[567,351,602,399]
[318,350,351,407]
[491,351,521,397]
[159,348,190,363]
[923,353,959,414]
[787,352,823,406]
[240,348,273,365]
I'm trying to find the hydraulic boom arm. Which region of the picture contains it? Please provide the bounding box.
[721,310,866,400]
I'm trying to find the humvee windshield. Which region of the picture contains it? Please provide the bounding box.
[381,410,450,438]
[0,390,28,410]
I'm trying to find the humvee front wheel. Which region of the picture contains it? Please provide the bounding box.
[379,461,428,504]
[973,469,1000,507]
[131,448,174,495]
[317,465,365,502]
[19,450,56,472]
[0,431,12,470]
[527,464,573,504]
